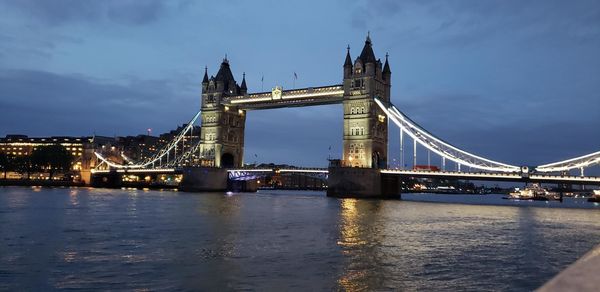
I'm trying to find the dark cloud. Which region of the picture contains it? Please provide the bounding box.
[0,69,198,137]
[350,0,600,47]
[0,0,185,26]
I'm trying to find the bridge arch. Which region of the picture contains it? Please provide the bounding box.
[372,151,382,169]
[221,153,235,168]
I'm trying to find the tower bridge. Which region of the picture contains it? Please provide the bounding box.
[91,34,600,197]
[196,34,390,169]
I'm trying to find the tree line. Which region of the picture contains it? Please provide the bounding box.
[0,145,73,179]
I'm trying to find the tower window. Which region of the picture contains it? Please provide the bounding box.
[205,133,216,141]
[349,127,365,136]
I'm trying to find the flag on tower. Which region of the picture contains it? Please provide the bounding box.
[293,72,298,79]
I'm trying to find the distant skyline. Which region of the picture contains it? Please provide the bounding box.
[1,0,599,168]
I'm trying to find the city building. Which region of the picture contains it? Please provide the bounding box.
[0,134,116,181]
[117,135,161,162]
[0,135,87,157]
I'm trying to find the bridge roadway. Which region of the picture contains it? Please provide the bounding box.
[380,169,600,185]
[223,85,344,110]
[92,168,600,185]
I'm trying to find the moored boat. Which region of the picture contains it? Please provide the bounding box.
[504,184,558,201]
[588,190,600,202]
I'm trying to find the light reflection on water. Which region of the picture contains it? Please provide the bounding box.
[0,187,599,291]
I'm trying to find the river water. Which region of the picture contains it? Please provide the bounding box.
[1,187,599,291]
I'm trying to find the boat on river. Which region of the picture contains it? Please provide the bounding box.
[588,190,600,202]
[505,184,558,201]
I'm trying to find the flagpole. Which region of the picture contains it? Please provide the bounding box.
[293,72,297,89]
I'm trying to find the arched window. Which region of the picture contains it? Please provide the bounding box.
[206,133,216,141]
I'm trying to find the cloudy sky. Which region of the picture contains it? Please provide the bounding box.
[0,0,599,170]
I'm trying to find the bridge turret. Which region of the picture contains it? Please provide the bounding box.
[358,33,377,76]
[214,56,241,96]
[240,72,247,96]
[383,53,391,81]
[344,45,353,79]
[342,33,390,169]
[202,66,209,92]
[199,56,246,168]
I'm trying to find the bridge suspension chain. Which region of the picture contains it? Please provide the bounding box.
[166,139,203,167]
[94,110,202,169]
[375,98,521,173]
[535,150,600,172]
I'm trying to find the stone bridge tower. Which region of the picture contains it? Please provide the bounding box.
[199,57,246,168]
[342,34,391,168]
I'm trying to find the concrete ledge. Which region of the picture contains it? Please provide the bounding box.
[537,243,600,291]
[179,167,227,192]
[327,166,400,198]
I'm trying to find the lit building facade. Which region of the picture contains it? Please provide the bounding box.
[0,135,86,157]
[118,135,161,162]
[199,58,247,168]
[0,135,116,181]
[342,35,391,168]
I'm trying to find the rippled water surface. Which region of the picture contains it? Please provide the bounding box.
[1,187,599,291]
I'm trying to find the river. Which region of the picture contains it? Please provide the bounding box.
[1,187,599,291]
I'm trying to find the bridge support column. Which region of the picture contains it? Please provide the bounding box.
[342,35,389,169]
[179,167,228,192]
[327,166,400,198]
[91,170,122,188]
[198,58,246,168]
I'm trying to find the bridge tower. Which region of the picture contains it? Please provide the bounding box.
[342,34,390,168]
[198,57,246,168]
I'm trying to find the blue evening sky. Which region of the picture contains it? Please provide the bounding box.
[0,0,599,169]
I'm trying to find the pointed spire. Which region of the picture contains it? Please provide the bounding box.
[383,53,391,74]
[202,66,209,83]
[215,55,235,83]
[359,32,376,64]
[344,45,352,67]
[240,72,247,90]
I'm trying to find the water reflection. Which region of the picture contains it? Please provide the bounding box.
[1,188,600,291]
[334,199,600,291]
[337,198,386,291]
[69,189,79,207]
